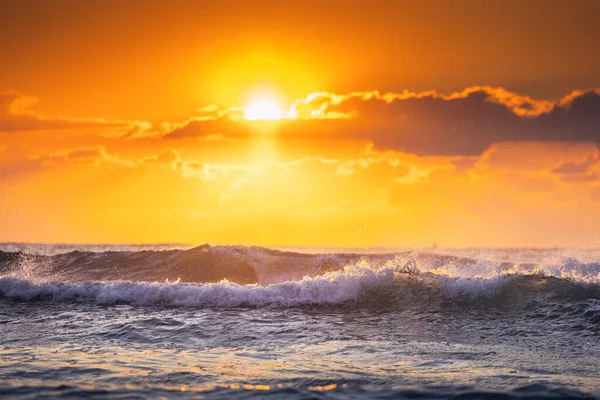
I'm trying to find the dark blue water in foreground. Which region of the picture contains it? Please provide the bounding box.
[1,244,599,399]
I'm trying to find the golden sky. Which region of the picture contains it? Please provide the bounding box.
[1,0,600,247]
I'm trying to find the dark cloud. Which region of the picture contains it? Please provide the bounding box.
[285,87,600,156]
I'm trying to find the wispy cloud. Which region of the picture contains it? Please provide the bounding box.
[0,91,150,135]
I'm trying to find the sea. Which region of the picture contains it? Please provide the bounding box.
[1,243,599,399]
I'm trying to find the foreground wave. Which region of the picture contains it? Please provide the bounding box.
[1,245,600,310]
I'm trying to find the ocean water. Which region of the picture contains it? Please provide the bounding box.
[1,244,600,399]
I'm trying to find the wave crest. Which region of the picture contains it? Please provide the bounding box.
[1,253,599,308]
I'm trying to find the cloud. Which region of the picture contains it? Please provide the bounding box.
[0,91,37,117]
[0,91,151,135]
[29,146,136,167]
[551,147,600,182]
[289,86,567,120]
[290,87,554,119]
[163,115,249,139]
[336,145,409,176]
[0,145,148,182]
[120,105,248,139]
[336,144,456,186]
[553,154,597,174]
[145,86,600,157]
[286,87,600,156]
[8,147,183,181]
[173,159,255,181]
[138,148,180,165]
[16,142,339,198]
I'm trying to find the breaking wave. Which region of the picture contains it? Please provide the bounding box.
[1,245,600,309]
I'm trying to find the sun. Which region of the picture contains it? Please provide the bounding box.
[244,99,283,120]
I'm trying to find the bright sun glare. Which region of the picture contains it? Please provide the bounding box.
[244,99,283,120]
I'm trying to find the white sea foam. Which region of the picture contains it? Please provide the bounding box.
[0,262,396,307]
[0,259,563,308]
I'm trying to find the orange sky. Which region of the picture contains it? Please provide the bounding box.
[1,0,600,247]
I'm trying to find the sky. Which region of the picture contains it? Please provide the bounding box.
[1,0,600,247]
